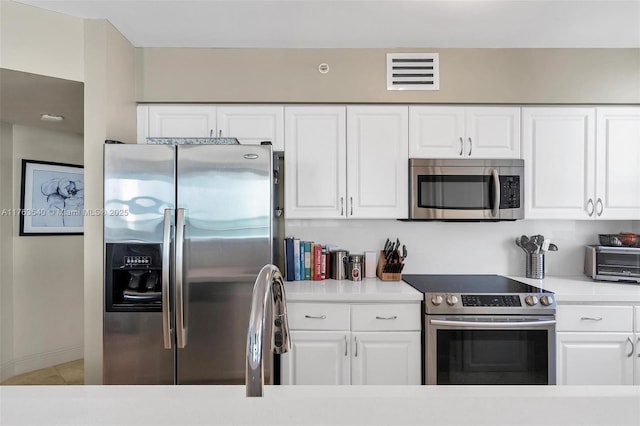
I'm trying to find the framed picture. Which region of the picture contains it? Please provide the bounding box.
[20,159,84,236]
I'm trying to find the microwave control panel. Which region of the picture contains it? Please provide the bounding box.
[499,176,520,208]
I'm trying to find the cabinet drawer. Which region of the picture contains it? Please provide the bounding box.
[287,303,350,330]
[557,305,633,332]
[351,303,420,331]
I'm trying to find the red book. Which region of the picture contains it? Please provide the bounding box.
[313,244,322,280]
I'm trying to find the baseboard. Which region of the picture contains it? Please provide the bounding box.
[13,345,83,376]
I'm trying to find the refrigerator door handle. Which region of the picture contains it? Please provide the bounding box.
[162,209,173,349]
[175,208,187,348]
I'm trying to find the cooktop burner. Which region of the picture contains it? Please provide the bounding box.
[402,274,552,294]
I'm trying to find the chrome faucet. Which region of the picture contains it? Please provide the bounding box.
[245,264,290,397]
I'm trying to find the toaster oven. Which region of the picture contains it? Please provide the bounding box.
[584,245,640,283]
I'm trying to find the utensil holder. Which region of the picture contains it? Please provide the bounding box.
[376,250,403,281]
[525,253,545,279]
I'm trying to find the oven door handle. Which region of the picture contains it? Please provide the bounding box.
[430,319,556,328]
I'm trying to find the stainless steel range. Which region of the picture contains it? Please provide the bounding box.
[402,274,556,385]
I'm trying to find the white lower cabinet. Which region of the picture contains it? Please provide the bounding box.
[556,304,638,385]
[281,302,421,385]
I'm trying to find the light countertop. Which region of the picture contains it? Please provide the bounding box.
[2,385,639,426]
[284,278,423,303]
[514,275,640,304]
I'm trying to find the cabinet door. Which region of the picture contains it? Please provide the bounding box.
[409,106,465,158]
[148,105,216,138]
[347,106,408,219]
[465,107,520,158]
[557,332,634,385]
[595,107,640,219]
[216,106,284,151]
[284,106,347,219]
[351,332,421,385]
[522,108,595,219]
[280,331,350,385]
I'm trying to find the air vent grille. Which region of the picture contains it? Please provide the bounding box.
[387,53,440,91]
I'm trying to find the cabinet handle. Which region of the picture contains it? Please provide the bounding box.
[459,137,464,156]
[354,336,358,357]
[210,129,213,137]
[344,335,348,357]
[626,337,634,358]
[350,197,353,216]
[596,198,604,216]
[219,129,222,137]
[580,316,603,321]
[340,197,344,216]
[304,314,327,319]
[637,337,640,358]
[468,137,472,156]
[375,315,398,320]
[586,199,595,216]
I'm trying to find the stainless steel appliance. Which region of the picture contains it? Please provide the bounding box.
[409,159,524,221]
[403,275,556,385]
[584,245,640,283]
[103,143,282,384]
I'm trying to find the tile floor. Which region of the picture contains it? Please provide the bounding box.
[1,359,84,385]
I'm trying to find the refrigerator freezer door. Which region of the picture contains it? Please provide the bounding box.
[176,144,273,384]
[104,144,176,243]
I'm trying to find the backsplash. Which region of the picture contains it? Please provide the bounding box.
[285,219,635,277]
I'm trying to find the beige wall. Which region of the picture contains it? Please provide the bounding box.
[0,1,84,82]
[136,48,640,104]
[0,124,84,379]
[0,121,15,381]
[83,19,136,384]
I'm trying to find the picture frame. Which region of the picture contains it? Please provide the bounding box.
[19,159,84,236]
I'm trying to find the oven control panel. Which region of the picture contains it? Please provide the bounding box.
[462,295,522,307]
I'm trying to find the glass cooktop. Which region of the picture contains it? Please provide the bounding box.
[402,274,553,294]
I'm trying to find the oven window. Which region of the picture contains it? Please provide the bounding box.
[436,329,548,385]
[418,176,493,210]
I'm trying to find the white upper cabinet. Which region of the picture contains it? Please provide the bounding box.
[148,105,216,138]
[139,104,284,150]
[409,106,520,158]
[522,107,595,219]
[346,105,409,219]
[595,107,640,219]
[523,106,640,220]
[284,106,347,219]
[216,106,284,150]
[285,105,409,220]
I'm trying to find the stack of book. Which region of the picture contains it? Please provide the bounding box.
[283,237,331,281]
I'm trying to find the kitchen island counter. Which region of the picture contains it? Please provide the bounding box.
[2,385,639,426]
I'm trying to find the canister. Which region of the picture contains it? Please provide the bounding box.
[329,250,349,280]
[347,254,363,281]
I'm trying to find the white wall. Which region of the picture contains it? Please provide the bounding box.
[286,219,633,278]
[0,124,84,380]
[0,1,84,82]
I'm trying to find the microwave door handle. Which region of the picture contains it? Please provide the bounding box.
[491,168,500,217]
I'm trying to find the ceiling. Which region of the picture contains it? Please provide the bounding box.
[14,0,640,48]
[0,69,84,135]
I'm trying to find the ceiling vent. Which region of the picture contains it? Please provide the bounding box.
[386,53,440,91]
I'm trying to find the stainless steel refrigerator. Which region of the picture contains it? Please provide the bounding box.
[103,143,281,385]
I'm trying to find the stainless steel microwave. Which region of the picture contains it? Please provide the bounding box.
[409,158,524,221]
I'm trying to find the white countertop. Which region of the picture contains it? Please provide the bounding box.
[2,385,639,426]
[284,278,423,302]
[514,275,640,304]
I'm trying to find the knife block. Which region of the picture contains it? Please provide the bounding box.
[376,250,403,281]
